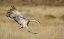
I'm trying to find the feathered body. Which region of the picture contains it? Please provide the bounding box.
[6,6,40,32]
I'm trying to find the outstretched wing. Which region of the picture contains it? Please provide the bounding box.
[12,10,24,18]
[11,6,24,18]
[6,6,24,18]
[11,6,16,10]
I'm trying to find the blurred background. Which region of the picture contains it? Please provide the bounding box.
[0,0,64,6]
[0,0,64,39]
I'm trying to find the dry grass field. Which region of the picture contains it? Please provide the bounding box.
[0,6,64,39]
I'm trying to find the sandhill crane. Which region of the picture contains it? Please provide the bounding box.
[6,6,40,34]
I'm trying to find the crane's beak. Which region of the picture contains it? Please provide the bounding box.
[38,21,41,24]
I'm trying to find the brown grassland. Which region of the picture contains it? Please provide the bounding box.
[0,6,64,39]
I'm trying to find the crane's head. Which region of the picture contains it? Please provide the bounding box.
[36,21,41,24]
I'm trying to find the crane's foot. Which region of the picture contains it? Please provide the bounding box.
[28,30,30,32]
[28,30,37,34]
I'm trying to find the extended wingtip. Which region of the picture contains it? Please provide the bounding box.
[11,5,16,10]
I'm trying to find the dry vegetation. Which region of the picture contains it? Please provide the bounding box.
[45,14,56,19]
[0,6,64,39]
[0,0,64,6]
[60,14,64,20]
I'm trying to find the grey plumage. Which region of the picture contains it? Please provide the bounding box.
[6,6,40,33]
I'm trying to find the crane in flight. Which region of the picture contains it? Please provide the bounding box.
[6,6,41,34]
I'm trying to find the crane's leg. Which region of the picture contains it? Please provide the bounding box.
[25,25,37,34]
[25,25,30,32]
[26,27,30,32]
[19,25,23,29]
